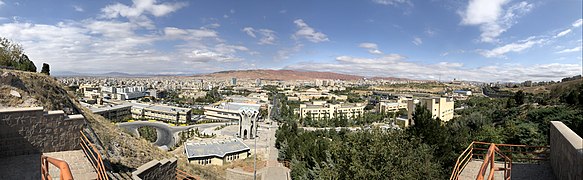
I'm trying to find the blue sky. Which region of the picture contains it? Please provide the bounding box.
[0,0,581,82]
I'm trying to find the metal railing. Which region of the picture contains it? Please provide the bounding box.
[176,169,199,180]
[41,155,74,180]
[80,131,109,180]
[476,144,512,180]
[450,141,550,180]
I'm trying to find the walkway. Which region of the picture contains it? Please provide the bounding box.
[458,159,556,180]
[44,150,97,180]
[261,122,290,180]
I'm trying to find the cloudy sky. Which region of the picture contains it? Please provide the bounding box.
[0,0,581,82]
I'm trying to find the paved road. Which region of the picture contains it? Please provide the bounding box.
[117,121,224,148]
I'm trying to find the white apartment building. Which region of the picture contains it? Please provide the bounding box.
[296,101,365,120]
[125,102,192,123]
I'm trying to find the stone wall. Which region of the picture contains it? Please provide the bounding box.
[550,121,583,180]
[0,107,85,158]
[132,158,177,180]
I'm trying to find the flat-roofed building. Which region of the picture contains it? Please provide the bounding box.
[378,102,407,113]
[126,102,192,123]
[184,139,250,166]
[204,102,261,121]
[407,97,454,124]
[296,101,365,120]
[89,104,132,122]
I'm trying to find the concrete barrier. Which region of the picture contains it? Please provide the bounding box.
[132,158,177,180]
[550,121,583,180]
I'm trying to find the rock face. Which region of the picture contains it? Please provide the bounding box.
[9,90,20,98]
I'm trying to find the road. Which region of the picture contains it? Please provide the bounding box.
[117,121,224,148]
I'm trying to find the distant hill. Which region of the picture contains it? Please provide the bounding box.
[198,69,407,81]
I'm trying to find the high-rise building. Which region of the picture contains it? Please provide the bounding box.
[231,77,237,86]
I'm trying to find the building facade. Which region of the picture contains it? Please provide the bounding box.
[127,102,192,123]
[296,101,365,120]
[407,97,454,124]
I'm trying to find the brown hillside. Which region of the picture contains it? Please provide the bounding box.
[199,69,366,80]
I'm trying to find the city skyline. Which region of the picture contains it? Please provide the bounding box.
[0,0,581,82]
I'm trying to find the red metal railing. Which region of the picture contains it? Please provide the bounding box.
[476,143,512,180]
[80,131,109,180]
[450,141,550,180]
[176,169,199,180]
[41,155,74,180]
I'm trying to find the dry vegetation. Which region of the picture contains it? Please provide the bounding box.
[0,69,223,179]
[503,79,583,95]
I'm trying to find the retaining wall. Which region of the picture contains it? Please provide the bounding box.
[132,158,177,180]
[0,107,85,158]
[550,121,583,180]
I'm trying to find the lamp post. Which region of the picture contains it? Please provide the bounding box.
[254,130,257,180]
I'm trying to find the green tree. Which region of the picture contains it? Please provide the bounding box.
[40,63,50,75]
[514,90,525,105]
[0,37,37,72]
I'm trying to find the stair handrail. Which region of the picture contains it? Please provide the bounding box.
[80,130,109,180]
[41,155,74,180]
[476,143,512,180]
[449,141,475,180]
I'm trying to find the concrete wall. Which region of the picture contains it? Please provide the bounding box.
[550,121,583,180]
[132,158,177,180]
[0,107,85,158]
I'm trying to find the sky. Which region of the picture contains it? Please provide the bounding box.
[0,0,581,82]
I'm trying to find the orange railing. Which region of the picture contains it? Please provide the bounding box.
[176,169,199,180]
[450,141,550,180]
[476,143,512,180]
[41,155,74,180]
[450,141,476,180]
[80,131,109,180]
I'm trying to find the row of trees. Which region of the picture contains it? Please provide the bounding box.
[0,37,50,75]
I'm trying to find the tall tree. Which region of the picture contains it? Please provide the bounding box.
[41,63,50,75]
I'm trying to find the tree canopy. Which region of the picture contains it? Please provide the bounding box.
[0,37,37,72]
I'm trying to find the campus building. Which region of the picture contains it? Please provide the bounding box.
[203,102,261,121]
[407,97,454,124]
[88,104,132,122]
[184,139,250,166]
[125,102,192,123]
[296,101,365,120]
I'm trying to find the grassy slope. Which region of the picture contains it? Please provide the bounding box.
[0,69,222,180]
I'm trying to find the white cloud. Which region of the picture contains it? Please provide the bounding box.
[0,1,4,6]
[163,27,218,39]
[572,19,583,27]
[242,27,277,45]
[372,0,412,6]
[293,19,329,43]
[460,0,533,43]
[285,54,580,82]
[73,5,84,12]
[101,0,187,19]
[100,0,187,29]
[555,29,572,38]
[187,50,241,63]
[412,37,422,46]
[479,38,543,58]
[359,43,383,54]
[275,43,303,60]
[242,27,256,38]
[556,46,582,54]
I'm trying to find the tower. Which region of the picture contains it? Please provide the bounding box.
[238,108,258,139]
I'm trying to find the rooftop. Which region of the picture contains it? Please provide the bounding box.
[184,139,250,159]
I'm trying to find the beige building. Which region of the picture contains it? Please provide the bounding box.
[184,139,250,166]
[204,102,261,121]
[126,102,192,123]
[296,101,365,120]
[407,97,454,124]
[378,102,407,113]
